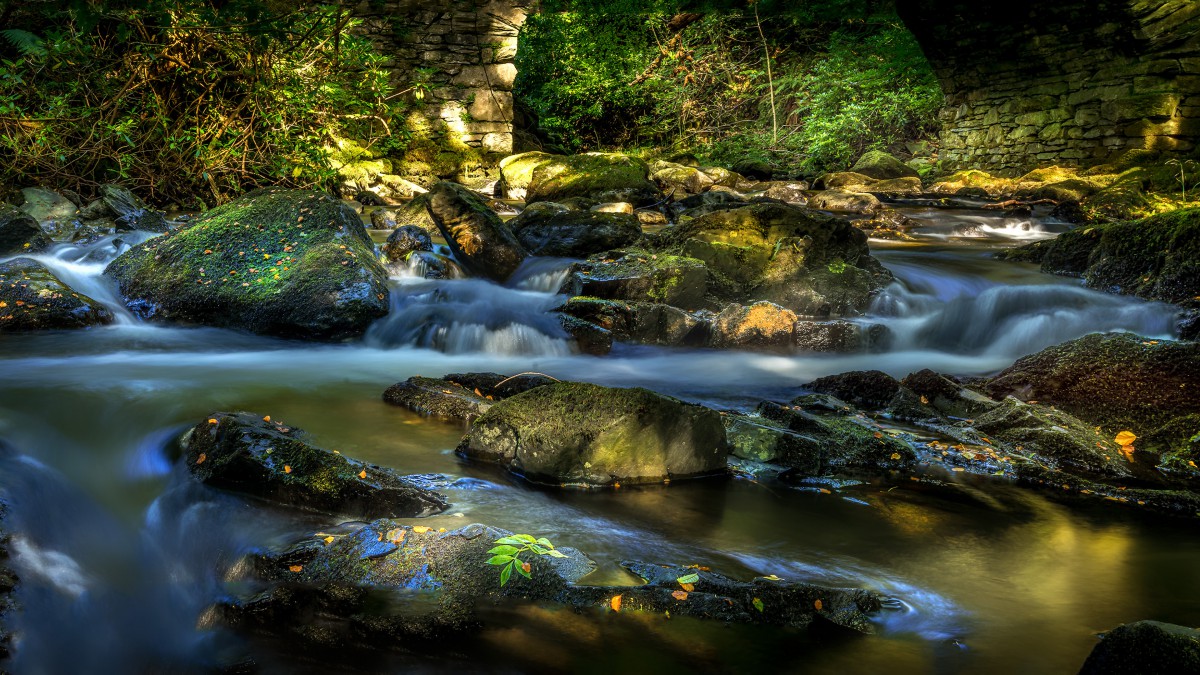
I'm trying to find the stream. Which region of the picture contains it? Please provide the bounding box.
[1,203,1197,674]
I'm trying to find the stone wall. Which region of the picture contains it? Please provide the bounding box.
[352,0,534,156]
[898,0,1200,174]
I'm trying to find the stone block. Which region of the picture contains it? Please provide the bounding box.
[468,89,512,122]
[450,63,518,89]
[1101,93,1179,122]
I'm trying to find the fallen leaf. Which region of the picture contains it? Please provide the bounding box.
[195,453,206,465]
[819,488,832,494]
[680,582,694,592]
[412,526,431,534]
[288,565,303,573]
[283,465,292,474]
[611,595,623,612]
[890,452,902,460]
[919,395,929,405]
[762,574,782,581]
[1114,431,1137,446]
[752,597,764,612]
[323,536,335,545]
[676,573,700,585]
[208,418,219,425]
[814,599,823,611]
[952,467,965,472]
[521,562,532,574]
[263,415,271,422]
[672,590,689,601]
[358,469,368,479]
[873,431,883,439]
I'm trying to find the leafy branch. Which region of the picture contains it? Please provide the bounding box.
[486,534,568,586]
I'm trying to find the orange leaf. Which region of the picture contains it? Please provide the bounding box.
[474,388,483,397]
[521,562,531,574]
[672,590,689,601]
[890,452,901,460]
[951,467,965,472]
[412,526,431,534]
[195,453,206,465]
[263,415,271,422]
[814,599,823,611]
[680,582,694,592]
[288,565,303,573]
[358,469,368,479]
[873,431,883,438]
[919,395,929,405]
[283,465,292,474]
[1114,431,1137,446]
[207,418,218,425]
[610,595,623,612]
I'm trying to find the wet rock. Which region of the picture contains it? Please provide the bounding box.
[18,187,77,223]
[651,161,715,196]
[928,170,1014,198]
[732,158,775,180]
[0,258,113,332]
[851,150,919,180]
[558,313,613,355]
[443,372,558,399]
[554,296,704,347]
[807,190,883,215]
[853,207,919,239]
[1032,208,1200,304]
[497,151,557,199]
[182,411,447,518]
[507,204,642,257]
[381,226,433,264]
[751,399,916,475]
[637,210,670,226]
[100,184,168,233]
[669,189,751,219]
[526,153,661,207]
[405,251,464,279]
[902,369,997,420]
[1049,199,1087,224]
[426,181,527,282]
[369,208,398,230]
[0,204,50,255]
[761,182,810,204]
[807,370,901,410]
[709,302,798,350]
[393,193,438,233]
[699,166,748,189]
[105,187,389,340]
[382,376,493,422]
[664,202,892,317]
[794,320,889,353]
[565,251,708,310]
[458,381,728,486]
[985,333,1200,461]
[77,198,117,222]
[1079,620,1200,675]
[592,202,634,215]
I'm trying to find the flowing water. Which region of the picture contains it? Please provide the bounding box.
[0,204,1196,674]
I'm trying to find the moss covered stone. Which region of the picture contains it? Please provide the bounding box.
[851,150,920,180]
[183,411,448,518]
[458,381,728,486]
[426,181,527,282]
[526,153,662,206]
[0,258,113,332]
[755,398,917,475]
[497,151,557,198]
[104,188,389,340]
[382,376,494,423]
[1079,621,1200,675]
[507,204,642,257]
[553,296,704,347]
[566,251,709,310]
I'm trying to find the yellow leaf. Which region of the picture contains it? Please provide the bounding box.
[283,465,292,474]
[919,395,929,405]
[610,595,623,612]
[358,469,367,479]
[323,536,334,545]
[890,452,901,460]
[680,582,694,592]
[672,590,689,601]
[207,418,218,425]
[1114,431,1137,446]
[288,565,303,573]
[412,526,431,534]
[814,599,823,611]
[195,453,206,465]
[263,415,271,422]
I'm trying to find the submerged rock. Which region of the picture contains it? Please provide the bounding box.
[426,181,527,282]
[1079,620,1200,675]
[508,204,642,257]
[525,153,661,207]
[0,204,50,255]
[105,187,389,340]
[0,258,113,332]
[458,381,728,486]
[182,412,448,518]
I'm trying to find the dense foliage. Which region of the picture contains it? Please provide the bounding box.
[516,2,943,174]
[0,0,401,205]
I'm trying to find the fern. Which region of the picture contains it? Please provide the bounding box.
[1,29,47,57]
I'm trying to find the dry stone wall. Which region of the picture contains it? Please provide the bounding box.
[898,0,1200,174]
[352,0,534,156]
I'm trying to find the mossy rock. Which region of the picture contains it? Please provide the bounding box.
[807,370,901,410]
[507,204,642,257]
[182,412,448,518]
[650,161,716,196]
[382,376,494,423]
[458,381,729,486]
[426,181,527,282]
[986,333,1200,456]
[806,190,883,215]
[526,153,661,207]
[497,151,558,198]
[1079,621,1200,675]
[851,150,919,180]
[928,170,1014,197]
[756,399,916,475]
[0,204,50,255]
[553,296,704,346]
[566,251,709,310]
[709,301,798,350]
[0,258,113,332]
[393,193,438,233]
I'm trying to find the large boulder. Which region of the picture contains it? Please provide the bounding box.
[850,150,920,180]
[105,188,389,340]
[508,203,642,257]
[0,204,50,255]
[182,411,448,518]
[18,187,76,222]
[1079,620,1200,675]
[426,181,527,282]
[808,370,901,409]
[497,151,557,199]
[650,160,716,196]
[565,250,709,310]
[526,153,661,207]
[985,333,1200,469]
[458,382,728,486]
[554,297,705,347]
[663,202,892,317]
[100,184,168,233]
[0,258,113,332]
[807,189,883,215]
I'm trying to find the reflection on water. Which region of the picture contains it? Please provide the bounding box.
[0,205,1197,673]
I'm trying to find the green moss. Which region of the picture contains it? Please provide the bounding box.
[526,153,660,206]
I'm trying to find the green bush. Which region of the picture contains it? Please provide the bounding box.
[0,1,404,205]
